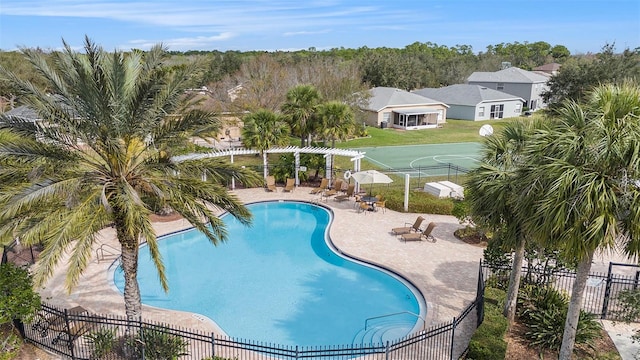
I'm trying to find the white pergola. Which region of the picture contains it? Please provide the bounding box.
[172,146,366,190]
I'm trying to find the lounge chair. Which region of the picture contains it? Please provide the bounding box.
[283,178,295,192]
[392,216,425,235]
[310,178,329,194]
[400,222,436,242]
[323,179,344,198]
[335,184,355,202]
[265,175,277,192]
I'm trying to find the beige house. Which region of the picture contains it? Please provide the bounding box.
[361,87,448,130]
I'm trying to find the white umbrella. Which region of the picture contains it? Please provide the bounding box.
[349,170,393,195]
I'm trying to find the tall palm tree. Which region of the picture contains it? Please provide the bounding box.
[0,37,261,322]
[466,120,544,328]
[316,101,355,148]
[281,85,321,147]
[516,83,640,359]
[241,109,290,178]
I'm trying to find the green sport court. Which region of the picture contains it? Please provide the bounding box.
[353,142,483,177]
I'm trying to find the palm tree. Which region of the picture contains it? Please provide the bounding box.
[281,85,321,147]
[0,37,261,322]
[516,83,640,359]
[316,101,355,148]
[466,120,544,328]
[241,109,290,178]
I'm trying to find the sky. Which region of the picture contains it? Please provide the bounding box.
[0,0,638,54]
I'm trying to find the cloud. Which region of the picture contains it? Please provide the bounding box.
[127,33,235,50]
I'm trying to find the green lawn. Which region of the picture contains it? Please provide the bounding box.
[338,118,518,148]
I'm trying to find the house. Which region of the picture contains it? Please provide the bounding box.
[466,67,549,111]
[361,87,448,130]
[412,84,525,121]
[533,63,562,76]
[3,105,40,122]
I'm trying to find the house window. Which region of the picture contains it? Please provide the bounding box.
[383,112,391,125]
[496,83,504,91]
[490,104,504,119]
[478,107,485,117]
[514,103,521,113]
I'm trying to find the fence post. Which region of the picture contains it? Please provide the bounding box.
[385,340,389,360]
[450,316,456,360]
[634,271,640,291]
[61,308,77,360]
[295,345,299,360]
[601,262,614,319]
[140,318,145,360]
[211,333,215,358]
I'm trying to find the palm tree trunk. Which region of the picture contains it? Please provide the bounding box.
[504,238,525,328]
[263,152,268,178]
[120,243,142,323]
[558,250,594,360]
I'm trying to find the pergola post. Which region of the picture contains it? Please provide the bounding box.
[263,152,268,179]
[324,154,332,183]
[294,152,300,186]
[230,154,235,190]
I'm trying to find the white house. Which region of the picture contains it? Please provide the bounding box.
[413,84,525,121]
[361,87,448,130]
[466,67,549,111]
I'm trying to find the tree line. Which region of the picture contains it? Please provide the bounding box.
[2,40,638,115]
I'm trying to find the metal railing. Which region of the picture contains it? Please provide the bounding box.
[364,311,426,331]
[20,291,484,360]
[481,261,640,322]
[95,243,120,263]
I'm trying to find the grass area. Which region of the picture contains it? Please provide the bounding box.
[467,287,508,359]
[338,118,516,148]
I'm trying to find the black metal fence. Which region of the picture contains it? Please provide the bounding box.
[19,265,486,360]
[481,261,640,322]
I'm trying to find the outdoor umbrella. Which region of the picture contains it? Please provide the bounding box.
[349,170,393,195]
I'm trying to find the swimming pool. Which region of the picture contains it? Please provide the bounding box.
[113,201,426,346]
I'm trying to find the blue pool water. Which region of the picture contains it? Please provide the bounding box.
[113,201,425,346]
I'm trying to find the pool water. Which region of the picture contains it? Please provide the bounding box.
[113,201,425,346]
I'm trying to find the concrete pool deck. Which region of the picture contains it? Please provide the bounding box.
[40,186,484,333]
[37,186,640,357]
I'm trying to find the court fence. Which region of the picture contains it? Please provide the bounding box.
[16,265,486,360]
[246,163,470,193]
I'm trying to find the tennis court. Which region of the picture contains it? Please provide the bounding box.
[354,142,483,177]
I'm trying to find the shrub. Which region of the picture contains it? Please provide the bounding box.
[467,287,508,360]
[0,263,41,326]
[0,329,20,360]
[86,328,116,359]
[125,325,189,360]
[517,285,601,351]
[383,188,454,214]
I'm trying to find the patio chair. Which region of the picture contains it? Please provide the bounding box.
[265,176,277,192]
[283,178,295,192]
[358,200,373,214]
[310,178,329,194]
[323,179,344,198]
[335,184,355,202]
[392,216,425,235]
[374,199,386,213]
[400,222,436,242]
